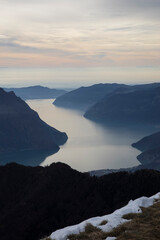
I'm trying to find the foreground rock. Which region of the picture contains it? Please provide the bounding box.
[0,88,67,153]
[0,162,160,240]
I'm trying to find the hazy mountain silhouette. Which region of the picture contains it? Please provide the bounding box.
[84,84,160,126]
[4,85,67,100]
[53,83,125,111]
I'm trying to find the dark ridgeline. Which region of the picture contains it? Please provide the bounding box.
[4,85,67,100]
[84,84,160,126]
[0,88,67,154]
[53,83,125,111]
[0,162,160,240]
[132,132,160,165]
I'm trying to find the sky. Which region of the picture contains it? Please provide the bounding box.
[0,0,160,87]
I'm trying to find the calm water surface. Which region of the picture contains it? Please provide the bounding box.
[26,99,153,172]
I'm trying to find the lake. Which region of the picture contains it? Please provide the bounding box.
[22,99,153,172]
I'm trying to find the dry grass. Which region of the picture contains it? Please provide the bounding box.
[68,223,107,240]
[112,201,160,240]
[68,201,160,240]
[99,220,108,226]
[43,202,160,240]
[122,212,140,220]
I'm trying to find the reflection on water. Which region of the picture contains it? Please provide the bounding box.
[0,149,58,166]
[0,99,155,171]
[24,99,154,172]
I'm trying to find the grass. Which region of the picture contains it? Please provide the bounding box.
[99,220,108,226]
[67,201,160,240]
[69,223,106,240]
[112,201,160,240]
[43,201,160,240]
[122,212,140,220]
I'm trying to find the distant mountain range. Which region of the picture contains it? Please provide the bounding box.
[0,162,160,240]
[84,83,160,127]
[4,85,67,100]
[0,88,67,154]
[53,82,160,128]
[53,82,160,169]
[53,83,125,111]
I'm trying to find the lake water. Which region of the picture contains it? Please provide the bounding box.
[24,99,153,172]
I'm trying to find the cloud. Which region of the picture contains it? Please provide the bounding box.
[0,37,76,57]
[98,0,160,19]
[0,0,159,68]
[1,0,160,24]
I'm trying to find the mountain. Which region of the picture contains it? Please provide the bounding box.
[89,162,160,176]
[4,85,67,100]
[53,83,125,111]
[0,162,160,240]
[132,131,160,152]
[49,192,160,240]
[132,131,160,165]
[136,148,160,165]
[0,88,67,153]
[84,85,160,126]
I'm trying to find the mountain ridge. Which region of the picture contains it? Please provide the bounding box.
[84,85,160,126]
[4,85,67,100]
[53,83,125,111]
[0,162,160,240]
[132,131,160,165]
[0,88,67,153]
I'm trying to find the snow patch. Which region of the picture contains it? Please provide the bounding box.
[105,237,116,240]
[49,192,160,240]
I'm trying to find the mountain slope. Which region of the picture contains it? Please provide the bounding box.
[53,83,125,111]
[4,85,67,100]
[0,88,67,153]
[132,131,160,152]
[48,192,160,240]
[132,131,160,165]
[0,162,160,240]
[84,86,160,126]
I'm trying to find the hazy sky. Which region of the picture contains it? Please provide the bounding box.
[0,0,160,86]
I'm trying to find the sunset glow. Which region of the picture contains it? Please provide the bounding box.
[0,0,160,86]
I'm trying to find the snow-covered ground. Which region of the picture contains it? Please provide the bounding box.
[48,192,160,240]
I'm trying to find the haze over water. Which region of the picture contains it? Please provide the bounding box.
[27,99,153,172]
